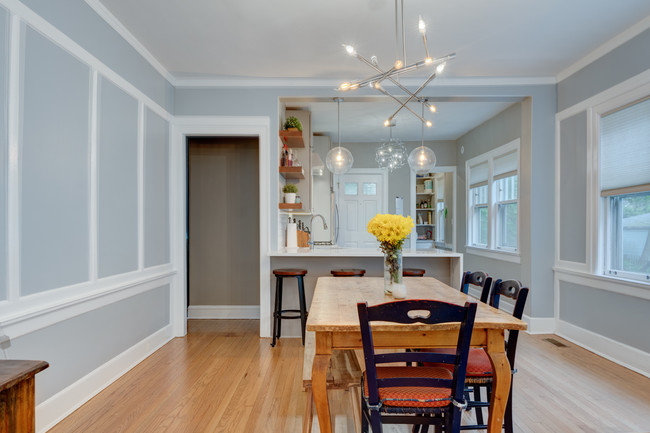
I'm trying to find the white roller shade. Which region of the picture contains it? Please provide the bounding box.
[601,96,650,194]
[493,150,518,180]
[469,161,488,188]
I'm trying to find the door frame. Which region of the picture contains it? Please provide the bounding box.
[171,116,271,337]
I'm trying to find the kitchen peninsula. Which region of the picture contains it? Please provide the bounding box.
[268,247,463,337]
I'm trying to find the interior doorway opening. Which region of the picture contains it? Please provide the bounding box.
[186,136,260,319]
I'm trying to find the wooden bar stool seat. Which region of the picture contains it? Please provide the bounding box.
[331,268,366,277]
[403,268,426,277]
[272,268,308,347]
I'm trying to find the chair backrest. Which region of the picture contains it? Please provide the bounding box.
[357,300,477,410]
[460,271,493,303]
[489,279,529,368]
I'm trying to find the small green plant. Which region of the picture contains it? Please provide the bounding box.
[283,116,302,131]
[282,183,298,194]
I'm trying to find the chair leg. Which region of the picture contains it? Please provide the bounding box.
[474,385,484,426]
[370,410,383,433]
[362,410,369,433]
[302,388,313,433]
[297,275,308,345]
[271,276,282,346]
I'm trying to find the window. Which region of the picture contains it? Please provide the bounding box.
[344,182,358,195]
[600,96,650,282]
[466,140,520,256]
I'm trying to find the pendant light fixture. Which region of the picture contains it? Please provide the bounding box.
[408,99,436,175]
[325,97,354,175]
[376,120,407,172]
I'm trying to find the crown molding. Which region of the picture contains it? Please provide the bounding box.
[173,75,556,89]
[557,14,650,83]
[84,0,175,85]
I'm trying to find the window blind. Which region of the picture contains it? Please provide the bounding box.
[600,96,650,195]
[493,150,518,180]
[469,161,488,188]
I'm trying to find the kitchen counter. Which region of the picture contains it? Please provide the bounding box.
[269,247,462,258]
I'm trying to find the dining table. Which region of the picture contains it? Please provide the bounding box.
[305,276,528,433]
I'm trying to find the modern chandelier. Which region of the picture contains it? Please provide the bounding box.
[337,0,455,129]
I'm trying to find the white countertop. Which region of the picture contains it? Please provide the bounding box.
[268,247,462,258]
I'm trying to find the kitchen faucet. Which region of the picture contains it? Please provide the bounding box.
[308,214,328,249]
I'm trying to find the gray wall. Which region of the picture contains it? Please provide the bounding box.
[0,6,8,301]
[6,285,170,402]
[175,84,557,318]
[188,137,260,306]
[20,0,174,112]
[0,1,174,410]
[556,29,650,354]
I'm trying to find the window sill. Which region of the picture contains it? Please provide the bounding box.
[553,267,650,300]
[465,246,521,264]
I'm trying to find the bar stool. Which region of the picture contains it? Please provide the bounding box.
[272,268,308,347]
[330,268,366,277]
[403,268,426,277]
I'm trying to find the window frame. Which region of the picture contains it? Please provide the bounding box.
[465,139,520,260]
[591,88,650,286]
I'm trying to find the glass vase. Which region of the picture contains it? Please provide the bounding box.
[383,247,404,297]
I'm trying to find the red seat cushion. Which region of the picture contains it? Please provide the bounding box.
[423,348,493,377]
[363,366,453,408]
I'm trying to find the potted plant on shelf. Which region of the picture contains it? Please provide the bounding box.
[283,116,303,132]
[282,183,298,203]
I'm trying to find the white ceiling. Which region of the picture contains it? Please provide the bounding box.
[96,0,650,141]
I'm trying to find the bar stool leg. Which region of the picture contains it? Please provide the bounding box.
[271,276,282,347]
[297,275,307,345]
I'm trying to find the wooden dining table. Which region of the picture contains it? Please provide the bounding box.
[305,276,528,433]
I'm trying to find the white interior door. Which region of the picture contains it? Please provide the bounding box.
[336,171,386,248]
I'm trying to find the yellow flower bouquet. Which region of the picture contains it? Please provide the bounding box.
[367,214,414,296]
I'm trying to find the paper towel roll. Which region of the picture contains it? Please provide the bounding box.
[286,223,298,248]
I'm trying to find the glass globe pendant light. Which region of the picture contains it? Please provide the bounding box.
[326,98,354,175]
[376,121,408,172]
[408,99,437,175]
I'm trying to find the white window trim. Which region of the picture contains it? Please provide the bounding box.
[590,84,650,285]
[465,139,521,260]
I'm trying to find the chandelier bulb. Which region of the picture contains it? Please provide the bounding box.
[429,104,437,113]
[339,82,350,91]
[344,44,356,56]
[384,119,391,127]
[394,60,403,69]
[425,57,433,64]
[426,120,432,127]
[436,63,446,74]
[418,16,426,34]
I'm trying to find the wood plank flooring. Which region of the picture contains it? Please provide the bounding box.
[48,320,650,433]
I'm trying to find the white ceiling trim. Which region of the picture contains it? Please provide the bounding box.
[85,0,175,85]
[173,75,556,89]
[556,14,650,83]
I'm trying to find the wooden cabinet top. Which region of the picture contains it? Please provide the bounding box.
[0,360,49,393]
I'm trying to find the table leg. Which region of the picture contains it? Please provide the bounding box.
[486,329,511,433]
[312,332,333,433]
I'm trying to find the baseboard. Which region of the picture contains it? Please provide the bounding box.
[188,305,260,319]
[556,320,650,378]
[523,315,556,334]
[36,324,174,433]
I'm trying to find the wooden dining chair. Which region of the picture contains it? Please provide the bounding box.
[426,280,528,432]
[459,271,493,304]
[357,300,478,433]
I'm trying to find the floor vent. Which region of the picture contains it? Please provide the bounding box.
[544,338,568,348]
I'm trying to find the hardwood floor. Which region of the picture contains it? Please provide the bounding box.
[48,320,650,433]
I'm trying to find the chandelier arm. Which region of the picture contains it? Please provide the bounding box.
[373,85,430,124]
[386,70,438,122]
[342,53,456,90]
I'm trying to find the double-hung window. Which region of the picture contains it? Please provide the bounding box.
[466,140,520,257]
[600,96,650,282]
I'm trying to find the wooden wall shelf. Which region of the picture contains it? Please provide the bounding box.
[279,130,305,148]
[279,203,302,210]
[279,166,305,179]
